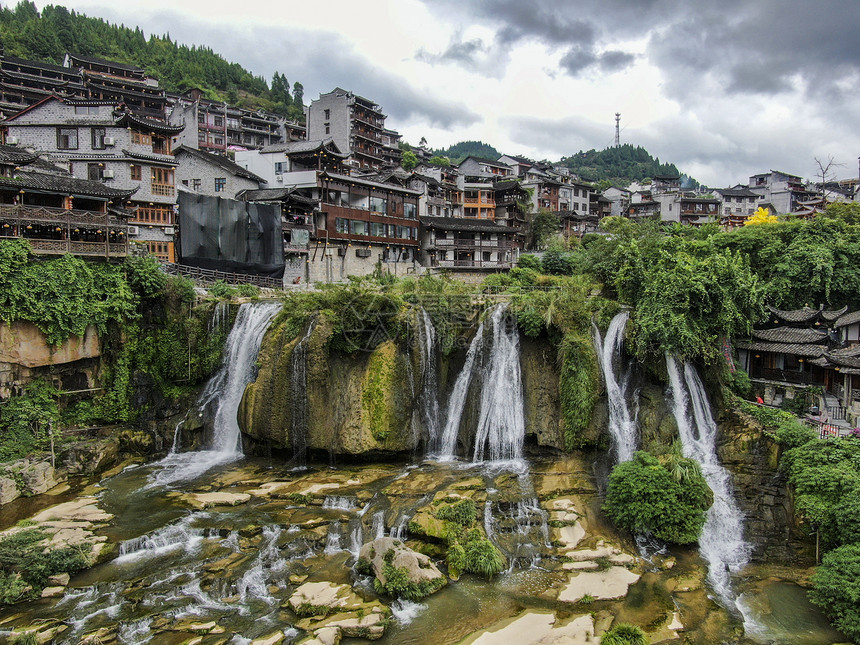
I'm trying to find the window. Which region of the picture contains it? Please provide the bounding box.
[74,105,99,115]
[145,241,170,261]
[214,116,224,127]
[151,167,175,196]
[152,136,170,155]
[87,163,103,181]
[57,127,78,150]
[324,109,330,120]
[336,218,349,234]
[369,195,387,214]
[350,220,368,236]
[404,202,416,219]
[274,162,287,174]
[91,127,106,149]
[325,125,330,135]
[724,207,731,215]
[133,205,173,225]
[130,165,142,181]
[131,131,152,146]
[197,112,205,124]
[370,222,385,237]
[214,178,226,192]
[192,179,201,191]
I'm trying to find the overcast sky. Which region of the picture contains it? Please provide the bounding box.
[33,0,860,186]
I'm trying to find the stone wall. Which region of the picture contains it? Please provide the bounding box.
[0,322,101,397]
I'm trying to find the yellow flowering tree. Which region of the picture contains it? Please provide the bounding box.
[744,206,778,225]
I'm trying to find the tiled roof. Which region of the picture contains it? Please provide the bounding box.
[421,216,515,233]
[122,149,177,166]
[113,110,183,135]
[734,340,826,357]
[767,305,822,323]
[717,187,761,198]
[820,306,850,323]
[259,139,346,156]
[239,187,317,205]
[67,53,144,74]
[493,179,526,191]
[320,171,422,195]
[174,145,263,182]
[751,327,828,344]
[459,155,510,169]
[0,144,39,166]
[0,170,136,198]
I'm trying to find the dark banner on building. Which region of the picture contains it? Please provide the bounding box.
[178,192,284,278]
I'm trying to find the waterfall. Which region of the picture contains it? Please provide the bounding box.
[290,319,315,466]
[208,300,229,335]
[666,355,751,608]
[437,320,485,460]
[416,309,442,454]
[148,301,281,487]
[472,304,525,465]
[593,310,637,463]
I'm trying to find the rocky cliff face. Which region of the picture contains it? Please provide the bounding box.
[239,318,571,458]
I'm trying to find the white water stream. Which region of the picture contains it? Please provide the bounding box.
[148,301,282,487]
[594,310,638,463]
[666,355,751,609]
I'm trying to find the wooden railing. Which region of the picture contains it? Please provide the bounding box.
[164,263,283,289]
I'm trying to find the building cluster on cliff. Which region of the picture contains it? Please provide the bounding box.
[0,51,857,284]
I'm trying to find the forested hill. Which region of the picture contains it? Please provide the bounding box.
[0,1,304,119]
[435,141,501,164]
[558,144,696,187]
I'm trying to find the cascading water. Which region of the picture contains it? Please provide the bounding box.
[593,310,638,463]
[416,308,442,453]
[149,301,282,487]
[472,304,525,465]
[290,319,316,467]
[666,355,751,608]
[437,320,485,460]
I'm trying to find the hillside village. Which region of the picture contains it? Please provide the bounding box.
[0,50,857,286]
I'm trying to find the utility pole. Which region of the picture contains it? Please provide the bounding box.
[614,113,621,147]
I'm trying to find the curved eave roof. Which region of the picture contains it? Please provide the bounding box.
[0,171,137,199]
[113,110,185,135]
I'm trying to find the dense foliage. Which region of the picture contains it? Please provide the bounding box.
[558,144,690,186]
[0,240,136,346]
[0,380,59,462]
[0,2,304,117]
[0,528,88,603]
[603,451,713,544]
[434,141,501,165]
[809,544,860,642]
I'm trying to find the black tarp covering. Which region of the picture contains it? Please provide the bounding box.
[178,192,284,278]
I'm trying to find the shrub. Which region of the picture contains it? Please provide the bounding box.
[517,254,542,271]
[373,563,446,600]
[462,537,505,579]
[0,529,88,602]
[603,451,713,544]
[436,499,477,526]
[724,368,751,397]
[124,255,166,299]
[446,543,466,578]
[809,544,860,642]
[601,623,647,645]
[236,283,261,298]
[208,280,236,298]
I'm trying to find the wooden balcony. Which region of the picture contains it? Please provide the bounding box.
[151,183,175,197]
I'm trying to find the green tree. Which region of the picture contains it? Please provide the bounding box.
[529,209,559,250]
[401,150,418,171]
[427,155,451,167]
[603,451,713,544]
[809,544,860,642]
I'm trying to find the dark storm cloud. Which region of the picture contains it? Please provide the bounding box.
[416,37,486,65]
[559,47,636,76]
[78,6,478,130]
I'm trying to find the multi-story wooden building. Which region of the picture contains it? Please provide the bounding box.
[4,96,183,261]
[306,88,401,171]
[419,216,516,270]
[0,55,87,118]
[0,144,133,259]
[167,89,305,154]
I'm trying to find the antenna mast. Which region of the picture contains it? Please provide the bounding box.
[614,112,621,147]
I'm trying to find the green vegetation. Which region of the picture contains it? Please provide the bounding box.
[207,280,260,299]
[0,379,59,462]
[810,544,860,642]
[0,528,88,603]
[530,209,561,251]
[0,240,136,346]
[603,451,713,544]
[401,150,418,171]
[0,2,304,118]
[434,141,500,165]
[558,144,689,186]
[373,561,447,600]
[436,499,477,526]
[600,623,647,645]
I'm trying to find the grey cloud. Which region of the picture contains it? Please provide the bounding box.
[559,47,636,76]
[416,37,486,65]
[77,6,479,130]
